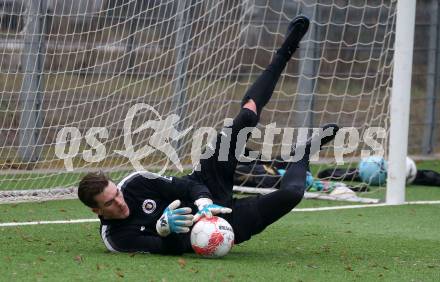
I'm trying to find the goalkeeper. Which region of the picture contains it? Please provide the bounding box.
[77,15,339,254]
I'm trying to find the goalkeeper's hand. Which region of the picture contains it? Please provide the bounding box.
[156,200,193,237]
[193,198,232,222]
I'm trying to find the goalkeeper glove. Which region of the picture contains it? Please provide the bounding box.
[193,198,232,222]
[156,200,193,237]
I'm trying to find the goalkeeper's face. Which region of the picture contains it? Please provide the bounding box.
[92,182,130,219]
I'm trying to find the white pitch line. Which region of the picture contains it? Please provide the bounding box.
[1,201,440,227]
[293,200,440,212]
[0,218,99,227]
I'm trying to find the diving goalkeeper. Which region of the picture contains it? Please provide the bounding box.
[77,15,339,254]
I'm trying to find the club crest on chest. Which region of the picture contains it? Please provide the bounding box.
[142,199,156,214]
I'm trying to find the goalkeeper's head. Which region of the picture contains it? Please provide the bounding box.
[78,171,130,219]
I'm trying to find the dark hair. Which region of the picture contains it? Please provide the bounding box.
[78,171,110,208]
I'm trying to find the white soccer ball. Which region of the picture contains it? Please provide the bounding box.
[406,157,417,185]
[190,216,234,258]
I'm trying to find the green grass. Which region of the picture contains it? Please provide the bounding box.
[0,202,439,281]
[1,184,440,224]
[0,160,439,280]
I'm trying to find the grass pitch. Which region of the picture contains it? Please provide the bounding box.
[1,195,439,281]
[1,160,439,281]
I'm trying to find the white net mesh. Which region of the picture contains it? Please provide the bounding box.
[0,0,397,202]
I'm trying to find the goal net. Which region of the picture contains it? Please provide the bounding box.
[0,0,398,203]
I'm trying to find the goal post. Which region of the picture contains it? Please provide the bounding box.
[386,0,417,204]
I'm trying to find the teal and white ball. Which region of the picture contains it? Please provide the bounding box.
[358,156,387,186]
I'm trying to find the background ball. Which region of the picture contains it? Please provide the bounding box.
[190,216,234,258]
[358,156,388,186]
[406,156,417,185]
[305,171,314,188]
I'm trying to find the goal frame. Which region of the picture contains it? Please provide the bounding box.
[0,0,418,205]
[386,0,416,204]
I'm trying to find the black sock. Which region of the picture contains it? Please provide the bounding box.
[276,15,310,60]
[255,157,308,229]
[241,54,288,116]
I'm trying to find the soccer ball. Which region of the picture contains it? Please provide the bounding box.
[358,156,388,186]
[190,216,234,258]
[305,171,314,188]
[406,156,417,185]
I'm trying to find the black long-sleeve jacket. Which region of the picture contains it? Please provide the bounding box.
[99,171,212,254]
